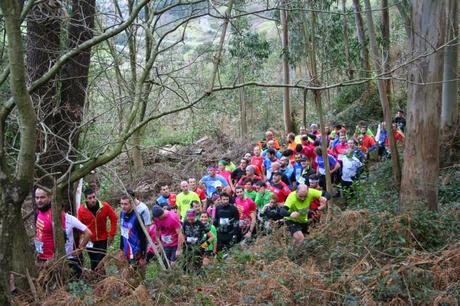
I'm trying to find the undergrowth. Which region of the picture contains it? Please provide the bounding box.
[16,162,459,305]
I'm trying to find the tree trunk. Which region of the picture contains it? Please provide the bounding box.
[52,185,66,260]
[302,89,307,128]
[238,61,248,137]
[26,1,61,189]
[352,0,371,78]
[342,0,354,80]
[393,0,412,38]
[0,0,38,302]
[440,0,458,166]
[281,0,294,133]
[381,0,391,100]
[399,0,446,212]
[57,0,96,210]
[302,8,333,220]
[363,0,401,186]
[0,189,37,305]
[132,129,144,171]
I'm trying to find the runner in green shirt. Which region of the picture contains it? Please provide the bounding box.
[200,212,217,266]
[243,178,257,201]
[284,184,327,244]
[176,181,201,220]
[254,181,273,210]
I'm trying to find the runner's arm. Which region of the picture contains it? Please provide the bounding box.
[79,228,92,250]
[176,227,184,253]
[248,210,256,234]
[107,204,118,239]
[278,205,291,217]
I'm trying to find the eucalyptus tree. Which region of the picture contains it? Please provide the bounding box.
[227,1,271,136]
[363,0,401,185]
[440,0,458,165]
[400,0,446,211]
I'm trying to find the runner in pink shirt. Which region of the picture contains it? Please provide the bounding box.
[152,206,184,264]
[234,186,257,241]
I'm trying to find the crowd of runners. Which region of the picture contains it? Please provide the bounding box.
[32,112,406,277]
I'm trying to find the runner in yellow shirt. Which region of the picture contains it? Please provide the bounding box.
[284,184,327,244]
[176,181,201,221]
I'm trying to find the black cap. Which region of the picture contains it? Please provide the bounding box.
[152,205,164,218]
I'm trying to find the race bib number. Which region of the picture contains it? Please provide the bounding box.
[121,227,129,239]
[186,237,198,244]
[34,239,44,254]
[161,235,173,244]
[86,241,94,248]
[220,218,230,226]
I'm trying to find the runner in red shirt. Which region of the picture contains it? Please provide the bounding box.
[333,134,349,161]
[269,172,291,203]
[188,177,206,201]
[250,146,265,177]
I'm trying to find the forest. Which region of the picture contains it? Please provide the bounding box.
[0,0,458,305]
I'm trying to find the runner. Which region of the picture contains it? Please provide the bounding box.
[250,146,265,177]
[237,165,263,187]
[340,149,363,198]
[155,185,177,210]
[118,196,147,272]
[35,188,92,278]
[188,177,207,201]
[242,178,257,201]
[294,155,315,186]
[279,156,295,188]
[258,130,281,151]
[217,160,235,190]
[262,140,282,159]
[295,126,308,144]
[176,181,201,221]
[268,161,290,186]
[269,171,291,203]
[310,123,321,137]
[260,194,289,233]
[234,186,257,242]
[315,147,340,189]
[200,212,217,266]
[286,133,297,164]
[264,149,279,179]
[333,134,349,161]
[254,181,273,210]
[151,206,183,265]
[201,166,229,199]
[213,192,240,251]
[393,109,406,132]
[182,209,214,272]
[77,188,117,270]
[284,184,327,244]
[357,125,377,155]
[206,193,221,222]
[306,175,331,224]
[231,159,248,185]
[127,189,152,226]
[375,122,389,160]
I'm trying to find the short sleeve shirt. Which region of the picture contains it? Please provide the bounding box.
[284,189,322,223]
[154,212,181,247]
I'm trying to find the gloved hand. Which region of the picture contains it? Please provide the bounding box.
[200,241,209,249]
